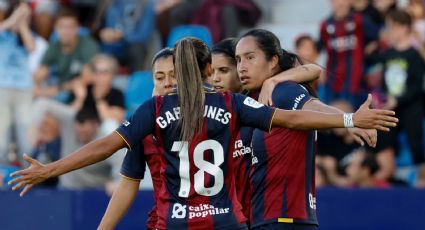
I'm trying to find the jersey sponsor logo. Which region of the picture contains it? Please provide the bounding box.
[171,203,187,219]
[292,94,306,110]
[328,35,358,52]
[156,106,231,129]
[233,139,252,158]
[171,203,230,220]
[243,97,264,109]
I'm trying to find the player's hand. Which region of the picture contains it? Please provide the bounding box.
[8,154,51,197]
[347,128,377,147]
[258,78,277,106]
[353,94,398,131]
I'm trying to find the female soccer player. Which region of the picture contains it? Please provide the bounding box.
[99,48,175,230]
[211,38,323,225]
[235,29,378,230]
[9,38,396,229]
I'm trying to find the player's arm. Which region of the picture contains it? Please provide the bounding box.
[271,94,397,131]
[98,177,140,230]
[302,100,377,147]
[9,132,126,196]
[259,64,321,105]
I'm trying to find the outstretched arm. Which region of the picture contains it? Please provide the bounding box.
[9,132,126,196]
[271,95,397,131]
[98,177,140,230]
[303,99,377,147]
[259,64,321,105]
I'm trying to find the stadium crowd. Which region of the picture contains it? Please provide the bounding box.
[0,0,424,201]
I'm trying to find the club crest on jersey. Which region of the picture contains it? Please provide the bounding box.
[243,97,264,109]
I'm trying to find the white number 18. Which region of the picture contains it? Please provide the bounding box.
[171,140,224,197]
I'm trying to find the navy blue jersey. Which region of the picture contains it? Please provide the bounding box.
[120,135,163,229]
[250,81,318,227]
[116,85,275,230]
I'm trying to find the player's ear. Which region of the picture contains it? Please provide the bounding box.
[203,63,213,78]
[270,55,279,72]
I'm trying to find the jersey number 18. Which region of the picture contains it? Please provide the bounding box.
[171,140,224,198]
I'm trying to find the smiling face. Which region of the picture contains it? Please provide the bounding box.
[235,36,277,91]
[211,53,241,93]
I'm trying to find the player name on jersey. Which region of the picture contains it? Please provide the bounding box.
[156,105,232,128]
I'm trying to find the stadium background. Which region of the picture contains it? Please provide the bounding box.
[0,0,424,229]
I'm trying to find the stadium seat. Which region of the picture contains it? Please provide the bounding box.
[166,25,213,48]
[124,71,154,117]
[49,27,90,42]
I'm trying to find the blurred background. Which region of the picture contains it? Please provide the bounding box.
[0,0,424,229]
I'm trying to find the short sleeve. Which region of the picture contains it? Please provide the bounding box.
[272,81,313,110]
[231,93,275,132]
[115,97,156,150]
[120,143,146,180]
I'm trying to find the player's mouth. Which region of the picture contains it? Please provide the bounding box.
[213,85,225,92]
[240,76,250,85]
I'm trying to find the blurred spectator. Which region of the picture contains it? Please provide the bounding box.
[376,9,425,167]
[32,98,125,189]
[99,0,156,71]
[30,113,61,187]
[406,0,425,48]
[70,54,125,126]
[416,164,425,187]
[373,0,397,21]
[33,6,99,101]
[192,0,262,43]
[295,34,326,85]
[316,100,364,187]
[351,0,383,26]
[156,0,202,46]
[315,164,332,188]
[0,2,35,165]
[346,148,391,188]
[319,0,378,107]
[68,0,98,26]
[29,0,60,40]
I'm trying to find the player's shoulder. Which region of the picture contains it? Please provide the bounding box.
[274,81,307,92]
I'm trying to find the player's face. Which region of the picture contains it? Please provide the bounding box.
[55,17,79,45]
[236,36,276,91]
[211,54,242,93]
[153,56,175,96]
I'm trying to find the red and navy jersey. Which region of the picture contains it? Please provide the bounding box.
[117,85,275,230]
[232,91,258,222]
[120,137,161,229]
[250,81,318,227]
[319,12,378,94]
